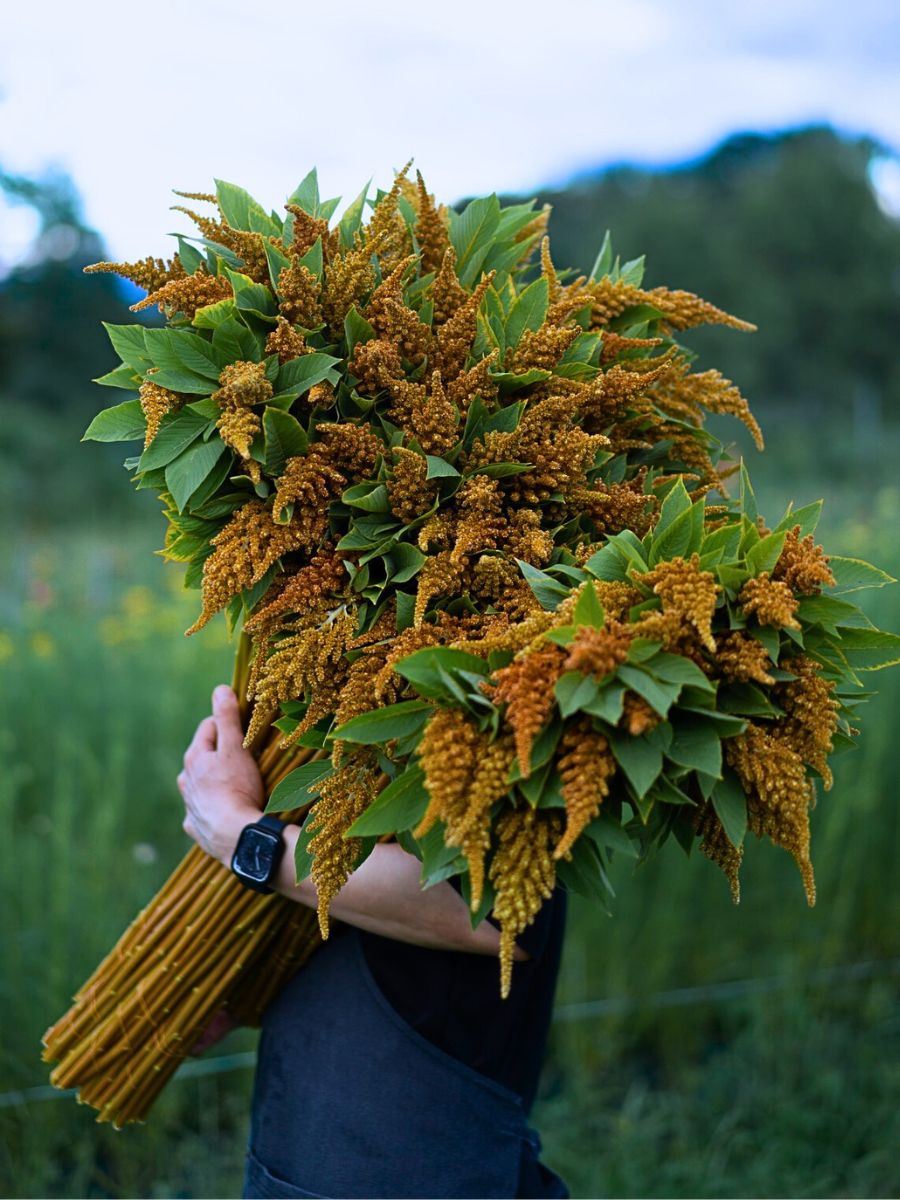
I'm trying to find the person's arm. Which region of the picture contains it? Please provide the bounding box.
[177,684,529,962]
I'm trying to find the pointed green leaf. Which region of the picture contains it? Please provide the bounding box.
[82,399,146,443]
[505,276,549,350]
[263,407,309,476]
[165,436,227,512]
[345,763,429,835]
[711,771,748,848]
[334,699,433,744]
[573,581,605,630]
[555,672,601,719]
[138,408,212,470]
[265,759,335,813]
[826,556,896,593]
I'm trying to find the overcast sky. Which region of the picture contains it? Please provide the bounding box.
[1,0,898,266]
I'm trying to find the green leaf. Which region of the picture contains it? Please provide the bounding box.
[489,368,552,391]
[711,771,748,848]
[337,181,370,249]
[263,407,309,476]
[393,648,488,699]
[617,664,681,718]
[193,302,237,331]
[509,718,563,782]
[82,399,146,443]
[187,447,234,511]
[582,681,628,723]
[211,317,263,362]
[583,542,631,583]
[297,236,324,280]
[343,482,390,512]
[470,462,534,480]
[717,682,784,717]
[103,323,154,372]
[649,775,696,807]
[345,764,429,836]
[647,652,716,692]
[653,478,692,539]
[215,179,281,236]
[265,759,335,813]
[165,436,227,512]
[584,811,640,859]
[146,326,225,380]
[555,835,614,903]
[797,594,870,631]
[94,362,142,390]
[277,352,341,397]
[607,729,663,799]
[289,168,320,216]
[650,505,699,565]
[292,809,318,883]
[396,591,416,633]
[224,268,277,319]
[589,230,613,281]
[555,672,601,719]
[517,560,570,610]
[174,235,205,275]
[834,627,900,670]
[416,820,466,889]
[504,276,549,350]
[483,401,526,436]
[746,529,788,576]
[666,716,723,778]
[573,581,605,630]
[772,499,823,538]
[826,556,896,593]
[344,305,376,357]
[265,239,292,291]
[425,455,460,479]
[739,462,757,526]
[384,543,426,583]
[450,194,501,286]
[746,623,780,661]
[334,700,433,744]
[138,408,212,471]
[702,521,742,559]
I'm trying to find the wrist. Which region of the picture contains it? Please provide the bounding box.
[215,805,264,868]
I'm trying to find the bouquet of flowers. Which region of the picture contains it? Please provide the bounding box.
[42,162,899,1125]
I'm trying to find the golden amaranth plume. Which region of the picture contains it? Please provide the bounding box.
[489,807,562,999]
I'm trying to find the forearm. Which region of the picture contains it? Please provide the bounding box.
[271,830,528,961]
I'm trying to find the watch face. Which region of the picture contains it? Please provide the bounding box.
[233,826,280,884]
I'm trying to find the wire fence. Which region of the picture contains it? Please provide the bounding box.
[3,956,898,1112]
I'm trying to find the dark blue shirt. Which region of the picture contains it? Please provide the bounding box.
[358,876,568,1115]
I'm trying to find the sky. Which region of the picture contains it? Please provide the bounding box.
[1,0,899,267]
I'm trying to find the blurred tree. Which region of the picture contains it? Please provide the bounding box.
[0,167,149,523]
[507,126,900,466]
[0,166,134,417]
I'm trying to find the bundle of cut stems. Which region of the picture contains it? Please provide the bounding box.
[42,632,328,1126]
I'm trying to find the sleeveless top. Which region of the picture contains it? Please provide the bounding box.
[244,900,570,1199]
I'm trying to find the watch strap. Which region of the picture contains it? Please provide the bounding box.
[253,813,285,838]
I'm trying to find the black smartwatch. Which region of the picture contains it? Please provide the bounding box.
[230,814,286,894]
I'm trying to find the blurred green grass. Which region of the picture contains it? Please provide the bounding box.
[0,491,898,1198]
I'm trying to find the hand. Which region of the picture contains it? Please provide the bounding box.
[177,684,264,866]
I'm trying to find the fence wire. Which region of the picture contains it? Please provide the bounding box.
[3,956,898,1112]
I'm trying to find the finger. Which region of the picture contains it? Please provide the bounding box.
[212,684,246,754]
[186,716,217,760]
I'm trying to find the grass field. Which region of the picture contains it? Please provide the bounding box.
[1,485,898,1199]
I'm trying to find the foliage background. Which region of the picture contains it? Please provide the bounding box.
[1,126,898,1198]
